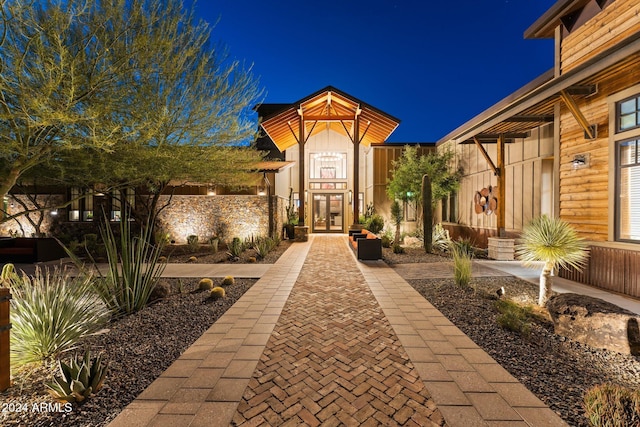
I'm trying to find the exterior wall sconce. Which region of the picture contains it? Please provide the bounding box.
[571,153,590,170]
[348,190,353,204]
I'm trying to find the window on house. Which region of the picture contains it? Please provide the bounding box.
[617,138,640,241]
[69,188,94,222]
[618,95,640,132]
[111,188,135,221]
[310,152,347,180]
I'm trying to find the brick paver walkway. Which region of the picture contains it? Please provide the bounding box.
[233,236,444,426]
[109,235,568,427]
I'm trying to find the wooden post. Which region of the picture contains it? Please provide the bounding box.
[497,134,506,237]
[0,287,11,391]
[298,115,305,225]
[352,116,360,226]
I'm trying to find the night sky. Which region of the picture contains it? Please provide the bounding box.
[192,0,558,142]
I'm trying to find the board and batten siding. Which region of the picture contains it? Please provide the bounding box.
[560,0,640,73]
[445,124,554,241]
[558,56,640,241]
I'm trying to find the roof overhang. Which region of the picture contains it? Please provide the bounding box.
[525,0,593,39]
[256,161,295,173]
[259,87,400,152]
[437,29,640,145]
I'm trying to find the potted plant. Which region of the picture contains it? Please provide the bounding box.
[284,188,298,239]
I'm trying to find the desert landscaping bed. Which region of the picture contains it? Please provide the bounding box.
[1,277,257,427]
[384,246,640,427]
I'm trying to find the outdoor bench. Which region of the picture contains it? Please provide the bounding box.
[0,237,66,263]
[348,229,382,261]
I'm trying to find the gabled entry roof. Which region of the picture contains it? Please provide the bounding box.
[259,86,401,152]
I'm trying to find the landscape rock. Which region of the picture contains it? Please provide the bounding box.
[547,293,640,355]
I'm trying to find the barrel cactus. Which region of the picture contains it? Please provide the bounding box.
[221,276,235,286]
[210,287,226,300]
[198,278,213,291]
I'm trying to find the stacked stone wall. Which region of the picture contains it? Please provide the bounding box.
[155,195,272,243]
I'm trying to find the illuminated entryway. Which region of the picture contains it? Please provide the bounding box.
[312,193,344,232]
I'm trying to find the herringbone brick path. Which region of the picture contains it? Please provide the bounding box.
[233,236,446,426]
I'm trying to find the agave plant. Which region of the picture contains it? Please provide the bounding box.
[46,351,109,404]
[516,215,588,306]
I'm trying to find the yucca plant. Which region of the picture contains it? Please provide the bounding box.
[516,215,589,306]
[94,210,166,316]
[46,350,109,404]
[10,267,110,365]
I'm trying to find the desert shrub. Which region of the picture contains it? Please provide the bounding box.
[83,233,99,255]
[198,278,214,291]
[210,287,226,300]
[90,211,166,316]
[221,276,235,286]
[227,237,244,259]
[46,350,108,404]
[392,244,405,254]
[186,235,199,252]
[584,383,640,427]
[451,239,473,287]
[149,281,171,301]
[10,267,110,365]
[495,299,532,337]
[381,229,393,248]
[367,214,385,234]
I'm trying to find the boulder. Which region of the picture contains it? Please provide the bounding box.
[547,293,640,355]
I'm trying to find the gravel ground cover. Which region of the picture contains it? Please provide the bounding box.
[383,246,640,427]
[1,277,257,427]
[164,239,293,264]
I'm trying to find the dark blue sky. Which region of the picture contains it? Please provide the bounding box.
[194,0,557,142]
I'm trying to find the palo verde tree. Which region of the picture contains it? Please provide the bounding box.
[387,146,462,235]
[1,0,264,225]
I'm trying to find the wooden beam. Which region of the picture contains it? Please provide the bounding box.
[497,134,506,236]
[303,114,355,122]
[473,137,499,176]
[559,89,596,139]
[504,115,554,123]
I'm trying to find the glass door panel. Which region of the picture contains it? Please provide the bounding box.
[312,193,343,232]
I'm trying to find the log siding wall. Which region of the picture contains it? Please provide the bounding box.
[561,0,640,73]
[558,57,640,241]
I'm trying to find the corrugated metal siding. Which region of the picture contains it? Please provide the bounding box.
[560,246,640,298]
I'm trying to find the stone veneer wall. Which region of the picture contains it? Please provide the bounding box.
[0,195,65,237]
[156,195,278,243]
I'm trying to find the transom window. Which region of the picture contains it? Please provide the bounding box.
[309,152,347,180]
[618,95,640,132]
